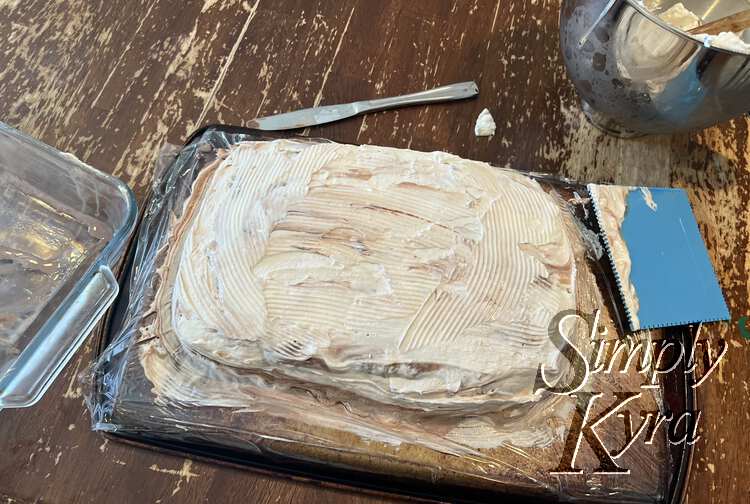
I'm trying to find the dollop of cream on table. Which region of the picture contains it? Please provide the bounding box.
[474,108,496,137]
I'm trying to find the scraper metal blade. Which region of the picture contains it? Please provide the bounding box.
[589,184,730,331]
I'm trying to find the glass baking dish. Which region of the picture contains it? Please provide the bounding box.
[0,123,137,409]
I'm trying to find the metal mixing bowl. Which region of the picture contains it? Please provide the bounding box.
[560,0,750,137]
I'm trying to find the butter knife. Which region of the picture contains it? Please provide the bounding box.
[247,81,479,131]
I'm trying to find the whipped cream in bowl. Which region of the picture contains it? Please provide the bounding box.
[653,2,750,54]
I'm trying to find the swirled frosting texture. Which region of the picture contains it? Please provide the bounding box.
[147,140,577,419]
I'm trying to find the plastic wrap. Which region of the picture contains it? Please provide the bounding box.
[87,126,685,502]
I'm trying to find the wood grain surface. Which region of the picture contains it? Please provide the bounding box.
[0,1,747,503]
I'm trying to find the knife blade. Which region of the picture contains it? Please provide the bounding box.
[247,81,479,131]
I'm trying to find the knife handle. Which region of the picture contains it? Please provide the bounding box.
[355,81,479,114]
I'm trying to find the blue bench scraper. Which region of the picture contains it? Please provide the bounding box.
[588,184,730,331]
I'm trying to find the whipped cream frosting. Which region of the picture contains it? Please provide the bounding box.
[142,140,580,447]
[696,31,750,54]
[590,185,641,330]
[655,2,750,54]
[474,108,496,137]
[658,3,701,31]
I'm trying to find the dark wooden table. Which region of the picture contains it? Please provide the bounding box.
[1,1,748,503]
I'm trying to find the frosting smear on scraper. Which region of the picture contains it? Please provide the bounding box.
[590,185,641,330]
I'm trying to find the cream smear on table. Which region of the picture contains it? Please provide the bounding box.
[474,108,496,137]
